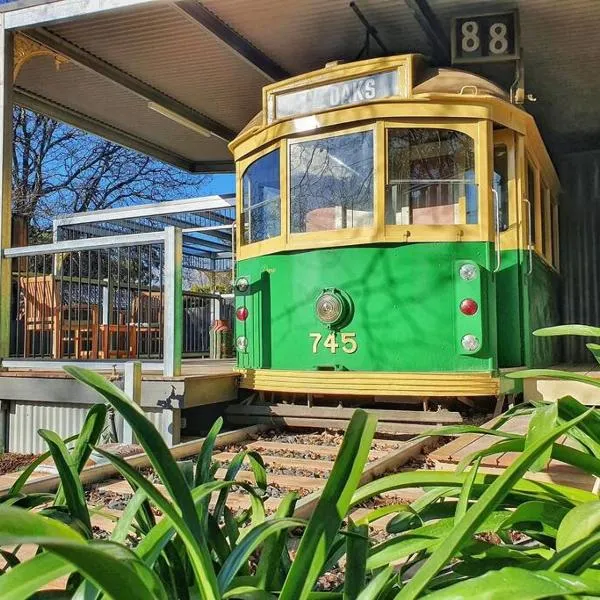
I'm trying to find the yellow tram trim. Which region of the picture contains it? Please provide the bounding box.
[237,369,503,397]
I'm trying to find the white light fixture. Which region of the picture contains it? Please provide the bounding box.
[147,102,211,137]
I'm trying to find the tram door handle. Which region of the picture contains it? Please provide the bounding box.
[492,189,501,273]
[523,198,533,276]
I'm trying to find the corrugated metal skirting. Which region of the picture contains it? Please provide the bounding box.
[8,402,178,453]
[558,151,600,363]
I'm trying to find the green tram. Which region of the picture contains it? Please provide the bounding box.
[229,55,560,404]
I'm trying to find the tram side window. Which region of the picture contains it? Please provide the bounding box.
[552,200,560,268]
[541,184,550,259]
[386,129,477,226]
[289,130,374,233]
[527,162,537,248]
[493,144,509,232]
[241,150,281,245]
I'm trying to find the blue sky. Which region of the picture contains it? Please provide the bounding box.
[199,173,235,197]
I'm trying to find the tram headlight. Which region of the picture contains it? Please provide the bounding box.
[461,334,480,352]
[316,293,343,325]
[315,289,351,328]
[235,277,250,293]
[459,263,478,281]
[236,336,248,352]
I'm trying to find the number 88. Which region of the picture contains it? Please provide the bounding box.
[461,20,509,55]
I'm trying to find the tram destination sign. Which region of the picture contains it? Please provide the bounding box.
[271,70,399,122]
[451,10,520,64]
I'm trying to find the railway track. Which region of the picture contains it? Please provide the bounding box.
[2,405,462,529]
[0,405,464,590]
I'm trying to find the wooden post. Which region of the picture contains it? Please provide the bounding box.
[163,227,182,377]
[0,21,13,359]
[122,361,141,444]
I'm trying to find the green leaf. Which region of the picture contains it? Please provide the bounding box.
[525,403,557,472]
[352,471,596,509]
[55,403,107,507]
[93,445,219,599]
[110,488,148,543]
[500,500,569,539]
[534,324,600,337]
[416,425,520,440]
[387,488,460,534]
[356,567,394,600]
[279,410,377,600]
[396,409,594,599]
[586,343,600,366]
[344,520,368,599]
[214,450,267,522]
[38,429,91,535]
[556,501,600,551]
[455,458,481,521]
[222,587,277,599]
[457,437,600,478]
[0,507,167,600]
[256,492,299,591]
[508,369,600,392]
[420,566,600,600]
[368,512,509,570]
[64,366,220,600]
[0,552,74,600]
[546,530,600,574]
[557,396,600,455]
[7,434,78,496]
[134,480,247,567]
[217,518,306,593]
[195,417,223,487]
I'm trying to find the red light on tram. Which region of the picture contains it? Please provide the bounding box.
[236,306,249,321]
[460,298,478,316]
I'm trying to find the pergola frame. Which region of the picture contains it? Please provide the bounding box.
[0,0,248,365]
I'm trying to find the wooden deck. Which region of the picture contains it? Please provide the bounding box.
[522,363,600,405]
[430,413,597,491]
[0,359,239,450]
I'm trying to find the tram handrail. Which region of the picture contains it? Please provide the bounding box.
[492,188,501,273]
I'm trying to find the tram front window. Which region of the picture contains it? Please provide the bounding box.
[241,149,280,245]
[289,130,374,233]
[386,129,477,226]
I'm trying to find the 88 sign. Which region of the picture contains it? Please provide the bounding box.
[452,11,519,64]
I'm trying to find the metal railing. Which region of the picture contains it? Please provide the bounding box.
[2,227,194,376]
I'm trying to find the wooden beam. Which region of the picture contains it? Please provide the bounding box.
[1,424,269,495]
[294,436,436,519]
[226,414,433,436]
[225,403,463,424]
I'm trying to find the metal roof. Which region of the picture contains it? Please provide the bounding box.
[53,193,235,269]
[3,0,600,171]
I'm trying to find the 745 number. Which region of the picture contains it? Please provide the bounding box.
[310,332,358,354]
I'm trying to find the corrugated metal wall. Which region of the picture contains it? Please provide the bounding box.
[9,402,92,453]
[558,150,600,363]
[8,402,178,453]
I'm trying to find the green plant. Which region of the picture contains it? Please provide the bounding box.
[0,367,378,599]
[1,366,600,598]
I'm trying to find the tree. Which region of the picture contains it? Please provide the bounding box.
[11,106,211,241]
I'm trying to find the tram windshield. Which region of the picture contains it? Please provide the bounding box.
[289,130,374,233]
[241,149,280,245]
[386,129,477,226]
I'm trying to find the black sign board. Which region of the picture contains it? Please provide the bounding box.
[451,11,520,64]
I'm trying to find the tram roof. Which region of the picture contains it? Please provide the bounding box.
[3,0,599,171]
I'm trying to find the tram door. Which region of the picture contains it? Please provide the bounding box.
[493,130,525,368]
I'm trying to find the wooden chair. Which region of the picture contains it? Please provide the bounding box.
[18,274,60,357]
